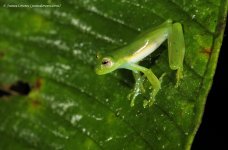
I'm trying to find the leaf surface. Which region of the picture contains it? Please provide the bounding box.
[0,0,227,149]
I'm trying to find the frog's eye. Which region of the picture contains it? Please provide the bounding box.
[101,58,112,67]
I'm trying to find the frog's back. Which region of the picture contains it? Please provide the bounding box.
[111,26,169,63]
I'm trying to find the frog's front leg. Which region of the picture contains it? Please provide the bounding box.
[168,22,185,87]
[128,71,145,107]
[126,64,161,108]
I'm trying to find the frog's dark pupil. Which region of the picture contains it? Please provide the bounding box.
[102,60,109,65]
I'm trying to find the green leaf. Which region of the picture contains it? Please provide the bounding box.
[0,0,227,149]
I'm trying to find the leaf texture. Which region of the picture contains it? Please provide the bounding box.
[0,0,227,149]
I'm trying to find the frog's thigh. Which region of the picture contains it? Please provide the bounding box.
[168,22,185,70]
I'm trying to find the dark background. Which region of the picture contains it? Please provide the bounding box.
[192,24,227,149]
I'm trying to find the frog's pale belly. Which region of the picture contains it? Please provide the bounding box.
[126,33,168,63]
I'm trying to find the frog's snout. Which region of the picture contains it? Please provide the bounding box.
[95,66,103,75]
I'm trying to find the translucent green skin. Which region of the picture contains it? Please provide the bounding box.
[95,20,185,107]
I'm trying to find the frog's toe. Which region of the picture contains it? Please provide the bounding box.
[144,89,157,108]
[175,68,183,88]
[128,92,138,107]
[143,100,149,108]
[159,73,166,82]
[148,98,155,107]
[175,80,181,88]
[143,97,155,108]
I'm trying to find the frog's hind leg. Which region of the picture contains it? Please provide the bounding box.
[128,71,145,107]
[168,22,185,87]
[126,64,161,108]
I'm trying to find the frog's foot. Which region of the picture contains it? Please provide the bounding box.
[143,85,160,108]
[175,68,183,88]
[143,73,165,108]
[128,92,138,107]
[128,75,145,107]
[159,73,166,83]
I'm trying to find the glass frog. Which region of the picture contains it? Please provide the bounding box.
[95,20,185,108]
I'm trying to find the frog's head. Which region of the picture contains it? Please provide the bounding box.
[95,53,118,75]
